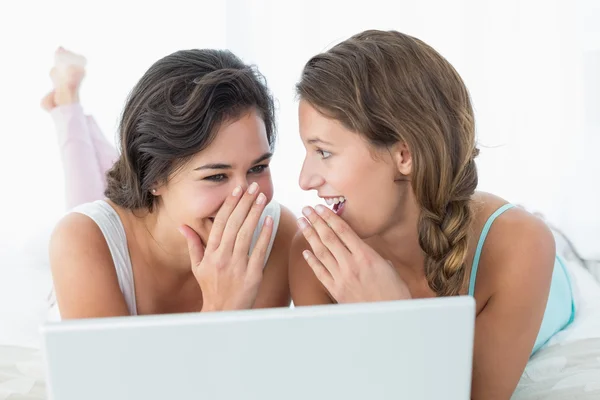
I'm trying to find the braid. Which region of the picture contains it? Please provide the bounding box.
[417,158,478,296]
[295,29,481,296]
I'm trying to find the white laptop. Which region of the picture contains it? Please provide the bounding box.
[41,296,475,400]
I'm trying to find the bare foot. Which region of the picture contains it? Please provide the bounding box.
[42,47,87,111]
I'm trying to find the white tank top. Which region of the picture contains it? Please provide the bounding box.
[48,199,281,319]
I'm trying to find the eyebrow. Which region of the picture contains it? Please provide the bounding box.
[307,138,333,146]
[194,152,273,171]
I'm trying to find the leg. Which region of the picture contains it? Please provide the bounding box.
[42,47,117,209]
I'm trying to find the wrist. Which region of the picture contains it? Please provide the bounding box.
[399,286,412,300]
[201,303,219,312]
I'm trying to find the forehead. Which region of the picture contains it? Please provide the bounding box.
[298,100,366,147]
[191,110,270,164]
[297,100,394,163]
[298,100,337,138]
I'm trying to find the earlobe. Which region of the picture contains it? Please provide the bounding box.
[394,142,412,179]
[150,182,163,196]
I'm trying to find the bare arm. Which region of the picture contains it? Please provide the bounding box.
[49,212,129,318]
[471,210,555,399]
[254,205,298,308]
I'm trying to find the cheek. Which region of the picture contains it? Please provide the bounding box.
[167,184,227,223]
[188,188,228,218]
[331,162,362,197]
[366,175,402,224]
[167,173,275,226]
[344,164,398,235]
[249,173,274,204]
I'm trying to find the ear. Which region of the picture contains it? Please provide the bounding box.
[150,182,165,196]
[392,142,412,178]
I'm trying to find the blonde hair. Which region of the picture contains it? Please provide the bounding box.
[296,30,479,296]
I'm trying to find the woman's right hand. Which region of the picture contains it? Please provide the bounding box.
[179,182,274,312]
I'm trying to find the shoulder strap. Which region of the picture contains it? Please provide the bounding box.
[468,204,515,296]
[249,200,281,266]
[71,200,137,314]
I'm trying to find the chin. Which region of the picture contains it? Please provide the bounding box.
[187,217,214,244]
[344,209,387,240]
[344,217,375,240]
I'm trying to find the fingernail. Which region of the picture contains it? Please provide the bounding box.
[302,206,312,217]
[302,250,311,260]
[297,218,309,230]
[232,186,242,197]
[256,193,266,205]
[315,205,327,215]
[248,182,258,194]
[265,215,273,227]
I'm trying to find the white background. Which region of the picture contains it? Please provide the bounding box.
[0,0,598,261]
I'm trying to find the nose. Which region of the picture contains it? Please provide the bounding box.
[298,158,325,191]
[233,175,266,194]
[234,177,250,192]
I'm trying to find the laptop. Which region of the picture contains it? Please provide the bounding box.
[41,296,475,400]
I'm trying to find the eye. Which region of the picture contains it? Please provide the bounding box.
[248,164,269,174]
[317,149,332,159]
[204,174,227,182]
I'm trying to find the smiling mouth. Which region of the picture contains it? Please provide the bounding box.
[322,196,346,215]
[333,200,346,215]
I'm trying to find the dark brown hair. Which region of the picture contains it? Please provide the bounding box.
[105,49,276,211]
[297,30,478,296]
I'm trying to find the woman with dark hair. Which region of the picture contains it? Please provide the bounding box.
[44,47,297,319]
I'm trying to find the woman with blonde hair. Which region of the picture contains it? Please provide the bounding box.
[290,29,575,398]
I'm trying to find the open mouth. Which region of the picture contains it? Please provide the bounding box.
[324,196,346,215]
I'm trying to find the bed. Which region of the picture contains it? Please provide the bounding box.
[1,230,599,399]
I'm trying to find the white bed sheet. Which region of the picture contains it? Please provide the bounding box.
[513,338,600,399]
[2,338,600,400]
[1,227,598,399]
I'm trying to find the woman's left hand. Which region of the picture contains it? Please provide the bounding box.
[297,205,412,304]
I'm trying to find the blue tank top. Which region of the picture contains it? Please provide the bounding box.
[468,204,575,356]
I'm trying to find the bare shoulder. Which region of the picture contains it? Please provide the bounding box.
[49,211,129,318]
[289,229,310,268]
[289,228,333,306]
[50,212,113,271]
[52,210,103,250]
[470,192,556,295]
[468,192,557,397]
